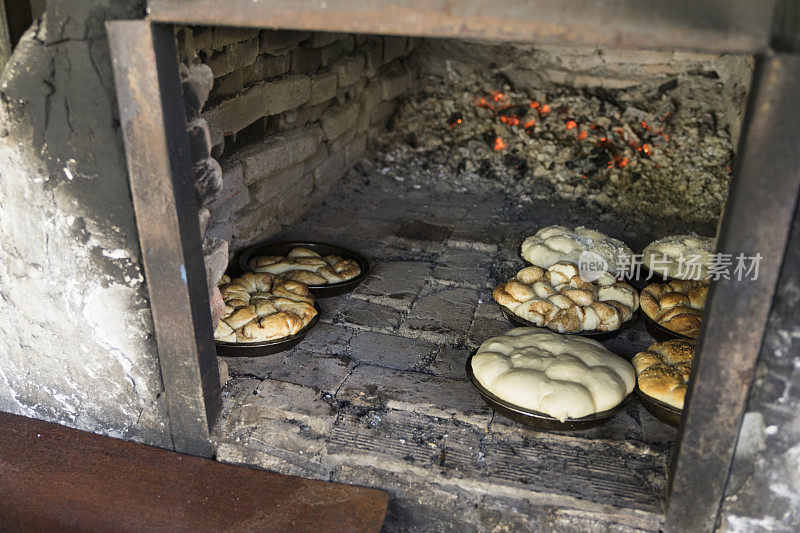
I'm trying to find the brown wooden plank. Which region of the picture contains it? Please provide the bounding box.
[147,0,775,53]
[0,411,389,532]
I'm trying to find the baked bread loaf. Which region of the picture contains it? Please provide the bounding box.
[214,272,317,343]
[249,246,361,285]
[640,280,708,338]
[632,339,694,409]
[642,234,714,280]
[521,225,633,276]
[493,262,639,333]
[471,327,635,421]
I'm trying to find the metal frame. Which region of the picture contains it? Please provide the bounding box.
[104,1,800,529]
[666,54,800,532]
[147,0,776,54]
[107,21,221,458]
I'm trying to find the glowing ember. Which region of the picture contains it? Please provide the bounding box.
[447,112,464,129]
[476,97,492,110]
[463,89,677,181]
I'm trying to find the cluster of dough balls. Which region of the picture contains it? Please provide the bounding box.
[521,225,633,276]
[632,339,694,409]
[493,262,639,333]
[642,234,715,281]
[640,280,708,338]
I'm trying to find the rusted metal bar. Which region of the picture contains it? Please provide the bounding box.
[146,0,774,53]
[107,20,221,457]
[665,54,800,532]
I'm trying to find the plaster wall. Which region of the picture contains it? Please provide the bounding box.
[0,0,170,448]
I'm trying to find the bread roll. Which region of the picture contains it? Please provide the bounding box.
[493,262,638,333]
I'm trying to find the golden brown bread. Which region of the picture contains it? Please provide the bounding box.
[640,280,708,338]
[493,261,639,333]
[632,339,694,409]
[214,273,317,343]
[248,247,361,284]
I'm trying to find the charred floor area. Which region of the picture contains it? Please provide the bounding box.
[211,146,712,530]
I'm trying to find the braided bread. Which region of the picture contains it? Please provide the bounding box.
[640,280,707,338]
[214,272,317,343]
[493,262,639,333]
[520,225,633,276]
[249,246,361,285]
[632,339,694,409]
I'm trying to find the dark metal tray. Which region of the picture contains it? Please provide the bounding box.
[642,312,696,342]
[466,354,632,431]
[238,241,371,298]
[636,387,682,428]
[500,306,638,341]
[214,303,320,357]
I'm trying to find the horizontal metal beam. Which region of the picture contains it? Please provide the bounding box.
[147,0,775,53]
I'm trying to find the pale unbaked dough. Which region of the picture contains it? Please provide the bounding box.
[471,327,635,421]
[521,225,633,276]
[642,234,715,280]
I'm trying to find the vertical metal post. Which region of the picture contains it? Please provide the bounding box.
[0,0,12,70]
[107,20,221,457]
[666,54,800,532]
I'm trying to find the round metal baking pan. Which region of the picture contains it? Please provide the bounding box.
[641,312,696,342]
[214,303,321,357]
[500,306,639,341]
[238,241,371,298]
[466,354,632,431]
[636,387,682,428]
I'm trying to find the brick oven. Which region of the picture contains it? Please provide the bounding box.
[1,1,799,531]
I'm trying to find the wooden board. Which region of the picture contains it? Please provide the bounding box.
[0,411,389,532]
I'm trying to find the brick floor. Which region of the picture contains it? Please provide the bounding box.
[214,160,691,531]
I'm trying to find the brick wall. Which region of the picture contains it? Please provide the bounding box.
[178,27,419,249]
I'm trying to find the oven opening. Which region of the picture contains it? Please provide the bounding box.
[3,3,788,528]
[174,26,750,528]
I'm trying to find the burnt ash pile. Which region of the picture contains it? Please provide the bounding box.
[381,77,734,226]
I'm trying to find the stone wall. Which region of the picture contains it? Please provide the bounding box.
[177,27,419,250]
